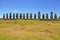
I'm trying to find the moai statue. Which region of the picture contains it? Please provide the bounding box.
[16,13,18,19]
[20,13,22,19]
[6,13,8,19]
[46,13,48,20]
[34,13,36,19]
[42,14,45,19]
[13,13,15,19]
[30,13,32,19]
[38,11,40,19]
[50,12,53,19]
[26,13,28,19]
[23,13,25,19]
[3,14,5,19]
[9,13,12,19]
[54,13,57,19]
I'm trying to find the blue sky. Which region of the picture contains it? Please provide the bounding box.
[0,0,60,18]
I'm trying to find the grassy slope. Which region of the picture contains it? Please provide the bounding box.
[0,20,60,40]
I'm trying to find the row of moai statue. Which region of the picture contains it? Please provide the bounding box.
[3,12,57,20]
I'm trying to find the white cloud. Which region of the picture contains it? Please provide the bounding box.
[13,10,17,13]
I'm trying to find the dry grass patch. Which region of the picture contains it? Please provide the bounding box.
[0,20,60,40]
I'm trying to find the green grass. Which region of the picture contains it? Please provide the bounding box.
[0,36,16,40]
[0,20,60,40]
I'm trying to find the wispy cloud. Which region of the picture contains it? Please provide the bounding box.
[13,10,17,13]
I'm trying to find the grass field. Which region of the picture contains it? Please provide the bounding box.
[0,20,60,40]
